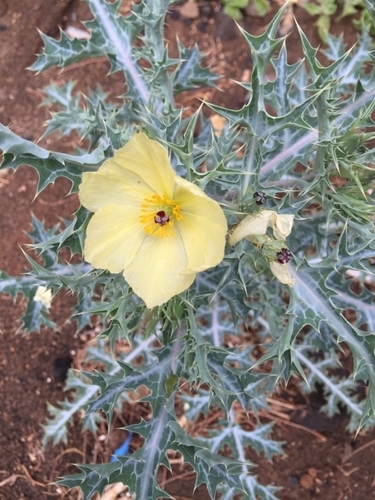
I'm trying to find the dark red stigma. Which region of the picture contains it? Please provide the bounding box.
[154,210,170,226]
[276,248,292,264]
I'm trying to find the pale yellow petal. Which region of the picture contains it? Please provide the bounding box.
[269,261,295,286]
[176,214,226,273]
[228,211,273,246]
[174,177,227,226]
[84,205,146,274]
[269,212,294,240]
[173,177,227,272]
[123,232,194,308]
[106,133,175,198]
[79,170,149,213]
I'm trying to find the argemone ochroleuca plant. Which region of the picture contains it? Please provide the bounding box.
[1,0,375,498]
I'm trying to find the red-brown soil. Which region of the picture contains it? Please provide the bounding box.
[1,1,374,499]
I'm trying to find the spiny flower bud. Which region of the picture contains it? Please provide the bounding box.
[276,248,292,264]
[253,191,267,205]
[257,239,295,285]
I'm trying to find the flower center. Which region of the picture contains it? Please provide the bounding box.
[154,210,170,226]
[140,194,183,238]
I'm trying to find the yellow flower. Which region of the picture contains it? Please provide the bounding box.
[79,133,227,308]
[228,209,295,286]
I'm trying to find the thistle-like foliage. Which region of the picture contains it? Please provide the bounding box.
[1,0,375,499]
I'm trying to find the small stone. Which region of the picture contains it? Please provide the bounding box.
[180,0,199,19]
[241,69,251,82]
[300,472,314,490]
[65,26,90,40]
[307,467,317,478]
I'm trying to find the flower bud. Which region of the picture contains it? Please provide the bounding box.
[253,191,267,205]
[261,239,290,261]
[276,248,292,264]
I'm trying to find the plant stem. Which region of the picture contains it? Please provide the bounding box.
[315,91,331,174]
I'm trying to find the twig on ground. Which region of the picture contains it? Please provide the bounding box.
[0,465,46,489]
[258,410,327,442]
[48,447,84,483]
[336,464,359,477]
[346,438,375,460]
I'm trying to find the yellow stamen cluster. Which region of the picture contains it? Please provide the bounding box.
[140,194,183,238]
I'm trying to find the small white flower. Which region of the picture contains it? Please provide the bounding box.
[228,209,294,245]
[34,286,52,309]
[229,209,295,286]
